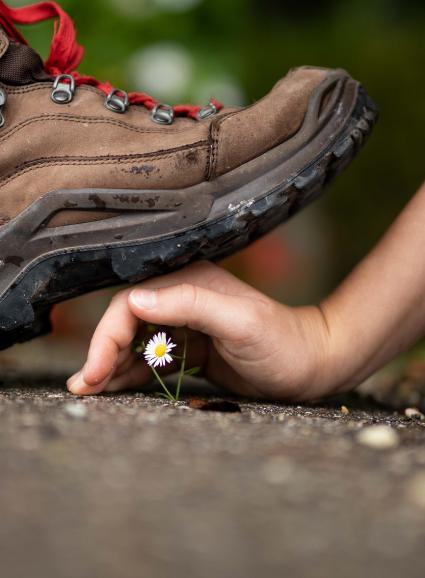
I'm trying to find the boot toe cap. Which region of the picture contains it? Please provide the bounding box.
[208,66,348,179]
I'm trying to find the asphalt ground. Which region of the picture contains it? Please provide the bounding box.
[0,379,424,578]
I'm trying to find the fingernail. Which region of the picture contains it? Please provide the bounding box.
[130,289,157,310]
[67,371,81,387]
[67,371,88,392]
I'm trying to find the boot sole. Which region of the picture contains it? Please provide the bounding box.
[0,78,378,349]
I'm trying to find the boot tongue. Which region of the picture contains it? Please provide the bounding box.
[0,26,50,85]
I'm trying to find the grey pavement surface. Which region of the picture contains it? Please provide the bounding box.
[0,380,425,578]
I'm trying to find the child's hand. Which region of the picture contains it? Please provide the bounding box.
[67,261,335,401]
[66,181,425,400]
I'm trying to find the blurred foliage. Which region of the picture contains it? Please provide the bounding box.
[11,0,425,289]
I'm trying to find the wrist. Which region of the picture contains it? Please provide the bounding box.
[272,303,340,400]
[289,300,366,399]
[316,296,373,394]
[294,304,340,397]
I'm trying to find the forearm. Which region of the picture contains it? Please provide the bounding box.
[321,181,425,390]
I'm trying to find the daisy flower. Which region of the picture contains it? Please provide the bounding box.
[143,332,177,368]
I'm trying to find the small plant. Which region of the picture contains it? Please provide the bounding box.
[135,330,199,402]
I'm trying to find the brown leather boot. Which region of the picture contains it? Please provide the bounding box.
[0,1,377,349]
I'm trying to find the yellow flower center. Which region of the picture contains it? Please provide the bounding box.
[154,343,167,358]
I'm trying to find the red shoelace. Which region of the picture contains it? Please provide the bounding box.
[0,0,222,119]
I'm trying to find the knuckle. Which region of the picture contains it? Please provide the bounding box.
[244,307,262,335]
[178,283,209,326]
[240,299,271,339]
[178,283,199,310]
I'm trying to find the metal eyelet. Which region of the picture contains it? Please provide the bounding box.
[105,88,129,114]
[197,101,218,121]
[0,87,6,128]
[51,74,76,104]
[151,103,175,125]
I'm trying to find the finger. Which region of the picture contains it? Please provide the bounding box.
[67,344,135,396]
[104,358,153,392]
[128,283,257,341]
[67,366,116,396]
[79,290,139,387]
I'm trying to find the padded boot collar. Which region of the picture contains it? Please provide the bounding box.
[0,25,9,59]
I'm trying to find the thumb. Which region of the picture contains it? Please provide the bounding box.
[128,283,254,341]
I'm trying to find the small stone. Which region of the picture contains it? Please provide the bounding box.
[404,407,425,421]
[64,402,88,419]
[340,405,349,415]
[357,425,399,450]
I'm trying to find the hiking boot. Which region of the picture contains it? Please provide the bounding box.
[0,0,378,349]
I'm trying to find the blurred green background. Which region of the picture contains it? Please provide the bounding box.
[1,0,424,375]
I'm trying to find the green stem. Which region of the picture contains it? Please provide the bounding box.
[150,365,176,402]
[175,331,187,401]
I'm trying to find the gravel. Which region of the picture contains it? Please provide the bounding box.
[356,424,400,449]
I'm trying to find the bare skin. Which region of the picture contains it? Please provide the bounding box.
[68,181,425,402]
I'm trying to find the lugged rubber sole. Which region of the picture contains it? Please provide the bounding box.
[0,82,378,349]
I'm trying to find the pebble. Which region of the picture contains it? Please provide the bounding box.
[64,402,88,419]
[357,425,399,450]
[404,407,425,421]
[340,405,349,415]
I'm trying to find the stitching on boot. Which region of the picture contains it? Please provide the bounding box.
[209,122,220,181]
[204,124,215,181]
[0,114,206,143]
[206,111,238,181]
[0,143,209,189]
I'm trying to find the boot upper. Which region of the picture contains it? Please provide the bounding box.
[0,13,334,227]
